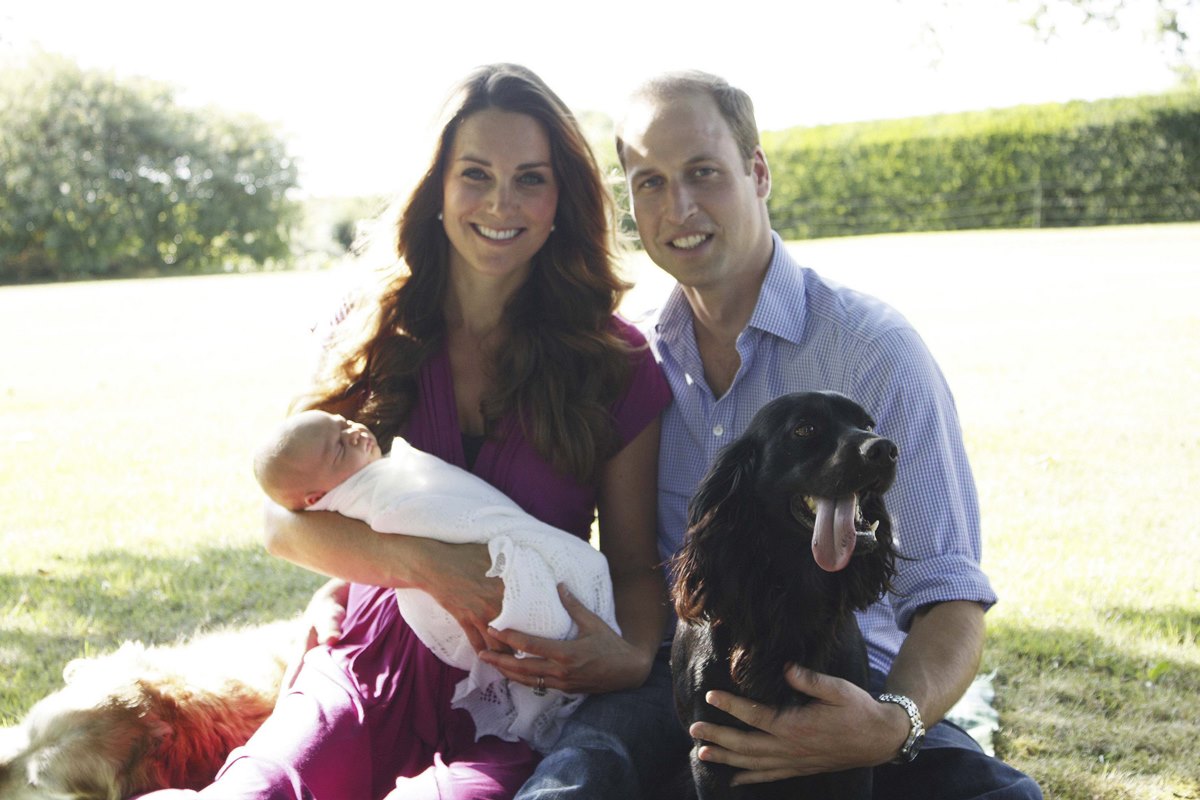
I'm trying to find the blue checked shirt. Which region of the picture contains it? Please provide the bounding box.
[650,233,997,675]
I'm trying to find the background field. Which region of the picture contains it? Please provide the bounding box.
[2,224,1198,798]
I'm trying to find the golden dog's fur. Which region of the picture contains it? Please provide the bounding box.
[0,620,302,800]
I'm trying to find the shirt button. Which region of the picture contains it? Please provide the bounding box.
[713,424,725,437]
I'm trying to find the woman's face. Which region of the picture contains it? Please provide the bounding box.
[441,108,559,291]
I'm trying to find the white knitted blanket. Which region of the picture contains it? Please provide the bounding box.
[310,438,620,752]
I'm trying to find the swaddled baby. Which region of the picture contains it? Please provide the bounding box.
[253,410,620,752]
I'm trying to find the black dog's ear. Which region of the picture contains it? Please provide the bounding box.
[673,437,761,622]
[686,436,758,531]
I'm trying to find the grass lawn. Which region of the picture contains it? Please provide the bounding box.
[2,223,1198,797]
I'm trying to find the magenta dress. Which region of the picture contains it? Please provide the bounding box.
[141,317,670,800]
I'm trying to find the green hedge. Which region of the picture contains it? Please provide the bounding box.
[762,91,1200,239]
[0,55,299,283]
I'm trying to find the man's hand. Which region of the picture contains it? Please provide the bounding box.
[688,666,909,786]
[478,585,651,695]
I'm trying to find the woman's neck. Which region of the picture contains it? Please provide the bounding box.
[443,279,513,437]
[443,247,530,332]
[443,288,506,342]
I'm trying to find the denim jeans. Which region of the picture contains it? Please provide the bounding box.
[513,656,1041,800]
[513,645,689,799]
[868,670,1043,800]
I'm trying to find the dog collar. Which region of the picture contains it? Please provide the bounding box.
[878,693,925,763]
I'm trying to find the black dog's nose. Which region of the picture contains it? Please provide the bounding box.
[863,437,899,464]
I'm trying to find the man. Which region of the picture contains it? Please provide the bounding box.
[610,71,1042,797]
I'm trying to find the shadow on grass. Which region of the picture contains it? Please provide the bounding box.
[985,618,1199,800]
[1100,606,1199,648]
[0,545,323,721]
[988,616,1200,690]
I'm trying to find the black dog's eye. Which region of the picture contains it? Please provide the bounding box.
[792,423,816,439]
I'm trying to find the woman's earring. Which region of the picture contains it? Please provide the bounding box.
[437,212,444,221]
[550,224,556,232]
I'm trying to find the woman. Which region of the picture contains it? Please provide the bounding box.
[148,64,670,800]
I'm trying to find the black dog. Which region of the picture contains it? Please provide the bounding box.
[670,391,899,799]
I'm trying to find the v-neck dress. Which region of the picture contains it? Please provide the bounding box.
[157,316,669,800]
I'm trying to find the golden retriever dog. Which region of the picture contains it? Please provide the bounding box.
[0,620,302,800]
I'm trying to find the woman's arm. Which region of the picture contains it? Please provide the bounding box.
[479,416,670,693]
[263,503,505,652]
[596,415,671,673]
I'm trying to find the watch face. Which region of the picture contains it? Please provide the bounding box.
[906,731,925,760]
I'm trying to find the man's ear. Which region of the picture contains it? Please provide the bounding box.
[303,490,326,508]
[623,173,639,224]
[752,146,771,200]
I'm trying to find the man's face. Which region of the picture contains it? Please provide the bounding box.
[621,92,771,292]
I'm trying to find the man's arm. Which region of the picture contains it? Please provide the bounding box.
[884,600,985,729]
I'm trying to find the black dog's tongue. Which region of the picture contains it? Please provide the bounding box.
[812,495,857,572]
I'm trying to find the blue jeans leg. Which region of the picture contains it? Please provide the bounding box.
[514,646,690,799]
[869,671,1042,800]
[873,724,1042,800]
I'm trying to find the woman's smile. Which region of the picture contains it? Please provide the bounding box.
[473,224,524,242]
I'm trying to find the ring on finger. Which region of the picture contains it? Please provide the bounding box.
[533,675,547,696]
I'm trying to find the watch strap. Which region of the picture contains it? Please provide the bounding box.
[878,692,925,763]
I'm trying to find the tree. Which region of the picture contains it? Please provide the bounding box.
[915,1,1197,81]
[577,110,637,238]
[1022,0,1200,76]
[0,53,300,282]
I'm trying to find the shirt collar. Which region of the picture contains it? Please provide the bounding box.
[656,231,807,348]
[655,282,694,350]
[747,232,808,346]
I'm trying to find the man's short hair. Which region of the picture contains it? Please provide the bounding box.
[617,70,761,169]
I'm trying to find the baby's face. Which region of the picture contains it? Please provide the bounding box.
[297,412,381,495]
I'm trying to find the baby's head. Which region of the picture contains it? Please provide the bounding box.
[254,410,381,510]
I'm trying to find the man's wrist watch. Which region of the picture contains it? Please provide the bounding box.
[878,693,925,763]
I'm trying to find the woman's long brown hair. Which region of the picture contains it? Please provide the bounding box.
[300,64,632,483]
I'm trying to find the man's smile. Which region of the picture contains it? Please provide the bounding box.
[669,233,712,250]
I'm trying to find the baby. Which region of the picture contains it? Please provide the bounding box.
[252,410,619,752]
[254,411,382,511]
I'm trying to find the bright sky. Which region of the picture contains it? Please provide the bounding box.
[3,0,1192,197]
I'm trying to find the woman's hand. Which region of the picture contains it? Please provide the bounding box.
[302,577,351,647]
[263,501,509,653]
[477,585,652,694]
[414,540,509,653]
[278,577,350,703]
